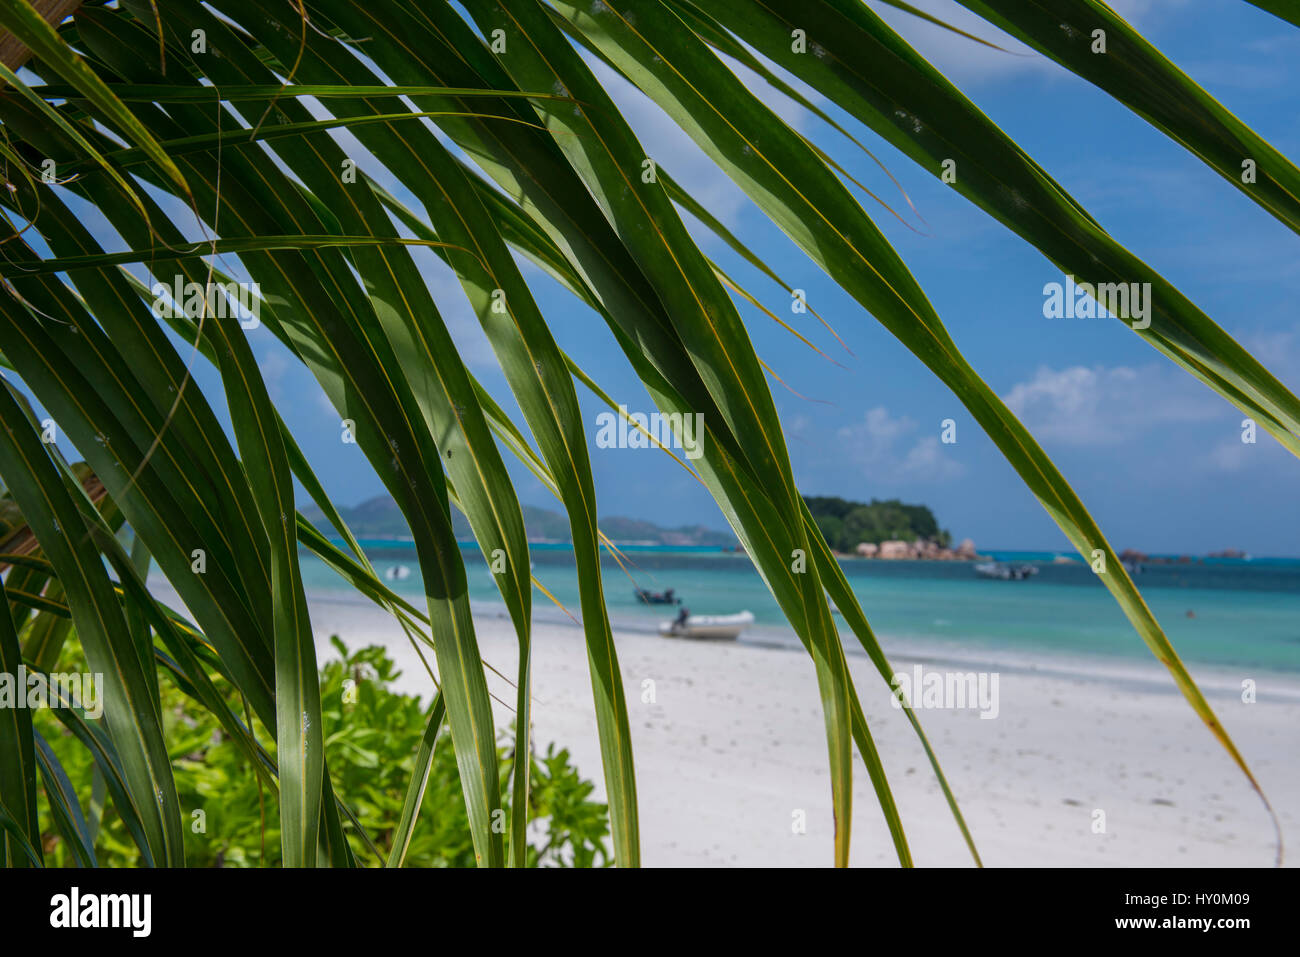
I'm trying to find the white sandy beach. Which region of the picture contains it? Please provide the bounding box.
[290,593,1299,868]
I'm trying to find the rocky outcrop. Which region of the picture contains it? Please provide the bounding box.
[878,540,912,559]
[855,537,980,561]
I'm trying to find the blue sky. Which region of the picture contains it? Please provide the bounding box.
[516,0,1300,555]
[550,0,1300,556]
[19,0,1300,555]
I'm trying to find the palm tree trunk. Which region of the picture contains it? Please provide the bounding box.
[0,0,82,71]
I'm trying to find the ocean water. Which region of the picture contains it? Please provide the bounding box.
[300,542,1300,676]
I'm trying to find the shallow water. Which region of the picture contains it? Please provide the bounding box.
[298,541,1300,676]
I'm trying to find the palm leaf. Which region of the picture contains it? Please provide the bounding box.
[0,581,40,866]
[0,0,1286,870]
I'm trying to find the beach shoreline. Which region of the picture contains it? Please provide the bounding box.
[152,579,1298,867]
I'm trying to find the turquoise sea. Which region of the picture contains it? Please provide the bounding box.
[300,542,1300,676]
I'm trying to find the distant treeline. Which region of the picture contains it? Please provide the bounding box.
[804,495,949,552]
[304,495,737,546]
[307,492,945,551]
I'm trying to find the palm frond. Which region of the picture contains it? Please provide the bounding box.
[0,0,1288,868]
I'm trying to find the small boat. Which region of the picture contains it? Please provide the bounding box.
[659,610,754,640]
[384,564,411,582]
[634,587,679,605]
[974,562,1038,581]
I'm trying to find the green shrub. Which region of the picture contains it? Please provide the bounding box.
[35,637,609,867]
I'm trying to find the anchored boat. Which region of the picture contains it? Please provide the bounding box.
[659,610,754,640]
[634,587,680,605]
[974,562,1038,581]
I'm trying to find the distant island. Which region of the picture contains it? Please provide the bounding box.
[302,495,738,547]
[306,492,973,556]
[804,495,978,559]
[1119,548,1253,565]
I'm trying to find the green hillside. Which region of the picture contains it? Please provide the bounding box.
[303,496,737,546]
[803,496,949,553]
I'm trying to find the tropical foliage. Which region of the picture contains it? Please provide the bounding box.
[32,636,609,866]
[0,0,1293,867]
[805,496,948,552]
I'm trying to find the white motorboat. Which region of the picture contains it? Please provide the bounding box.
[659,610,754,640]
[384,564,412,581]
[974,562,1038,581]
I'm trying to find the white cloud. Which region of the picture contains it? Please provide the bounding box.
[427,271,499,370]
[256,349,289,402]
[1241,330,1300,385]
[901,435,959,475]
[836,406,965,481]
[316,388,339,421]
[1205,431,1292,473]
[1106,0,1193,21]
[869,0,1052,87]
[578,39,823,235]
[1001,363,1224,446]
[721,43,819,134]
[584,54,749,228]
[1207,437,1251,472]
[870,0,1191,88]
